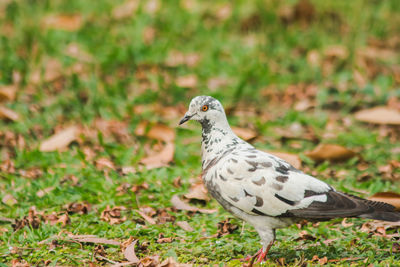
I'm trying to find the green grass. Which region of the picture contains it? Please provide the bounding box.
[1,0,400,265]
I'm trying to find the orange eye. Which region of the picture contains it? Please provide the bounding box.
[202,105,208,112]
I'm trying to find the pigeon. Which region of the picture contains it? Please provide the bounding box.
[179,95,400,262]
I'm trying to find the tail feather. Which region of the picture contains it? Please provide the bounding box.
[359,211,400,222]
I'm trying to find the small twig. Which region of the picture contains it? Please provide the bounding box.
[240,221,245,236]
[95,255,118,264]
[0,217,15,223]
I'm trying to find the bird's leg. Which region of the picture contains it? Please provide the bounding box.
[256,241,274,262]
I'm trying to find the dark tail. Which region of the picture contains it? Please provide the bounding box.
[352,194,400,222]
[359,211,400,222]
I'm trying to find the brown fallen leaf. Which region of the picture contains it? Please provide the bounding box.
[2,194,17,206]
[40,126,79,152]
[296,230,316,241]
[43,212,70,226]
[165,50,201,68]
[140,142,175,169]
[157,233,172,243]
[112,0,139,20]
[216,219,238,237]
[158,257,193,267]
[231,126,258,141]
[64,43,93,62]
[360,220,400,237]
[139,255,160,267]
[305,144,356,162]
[42,14,83,31]
[36,186,55,198]
[137,210,156,225]
[101,206,127,225]
[267,151,302,169]
[40,234,121,246]
[324,45,348,60]
[354,106,400,125]
[0,85,17,102]
[0,106,19,121]
[184,180,210,202]
[12,206,41,231]
[368,192,400,211]
[65,202,91,214]
[341,218,354,227]
[171,195,216,214]
[176,221,194,232]
[147,124,175,142]
[123,239,140,263]
[11,259,29,267]
[176,74,198,88]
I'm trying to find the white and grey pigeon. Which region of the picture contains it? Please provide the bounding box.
[179,95,400,262]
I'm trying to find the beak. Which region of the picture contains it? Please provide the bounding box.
[179,114,193,125]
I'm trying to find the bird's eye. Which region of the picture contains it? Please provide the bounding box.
[201,105,209,112]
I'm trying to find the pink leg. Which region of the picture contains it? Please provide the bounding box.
[248,241,274,266]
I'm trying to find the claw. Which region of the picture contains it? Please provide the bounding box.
[256,249,268,262]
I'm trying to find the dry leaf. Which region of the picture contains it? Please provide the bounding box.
[305,144,356,162]
[216,219,238,237]
[143,26,156,45]
[65,43,93,62]
[40,126,79,152]
[215,3,232,21]
[137,210,156,225]
[307,50,320,67]
[112,0,139,20]
[12,206,41,231]
[140,142,175,169]
[147,124,175,142]
[266,151,302,169]
[165,50,201,68]
[171,195,216,214]
[95,157,116,170]
[354,106,400,125]
[176,74,198,88]
[123,239,140,263]
[36,186,55,198]
[231,126,258,141]
[176,221,194,232]
[341,218,354,227]
[0,85,17,102]
[0,106,19,121]
[2,194,17,206]
[158,257,193,267]
[70,235,120,246]
[101,206,127,225]
[43,212,70,226]
[368,192,400,211]
[207,77,230,91]
[360,220,400,235]
[157,234,172,243]
[144,0,161,15]
[42,14,83,31]
[65,202,91,214]
[324,45,348,60]
[184,181,210,202]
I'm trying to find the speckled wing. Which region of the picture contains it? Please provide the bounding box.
[211,148,394,219]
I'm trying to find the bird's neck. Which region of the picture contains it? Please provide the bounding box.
[200,120,249,168]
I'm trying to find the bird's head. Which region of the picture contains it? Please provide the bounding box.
[179,96,226,127]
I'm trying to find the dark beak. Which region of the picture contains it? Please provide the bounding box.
[179,114,192,125]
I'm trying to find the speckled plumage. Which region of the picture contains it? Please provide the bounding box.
[179,95,400,261]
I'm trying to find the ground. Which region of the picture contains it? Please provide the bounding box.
[0,0,400,266]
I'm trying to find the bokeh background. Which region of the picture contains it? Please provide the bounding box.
[1,0,400,265]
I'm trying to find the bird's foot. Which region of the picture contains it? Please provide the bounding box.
[256,248,268,262]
